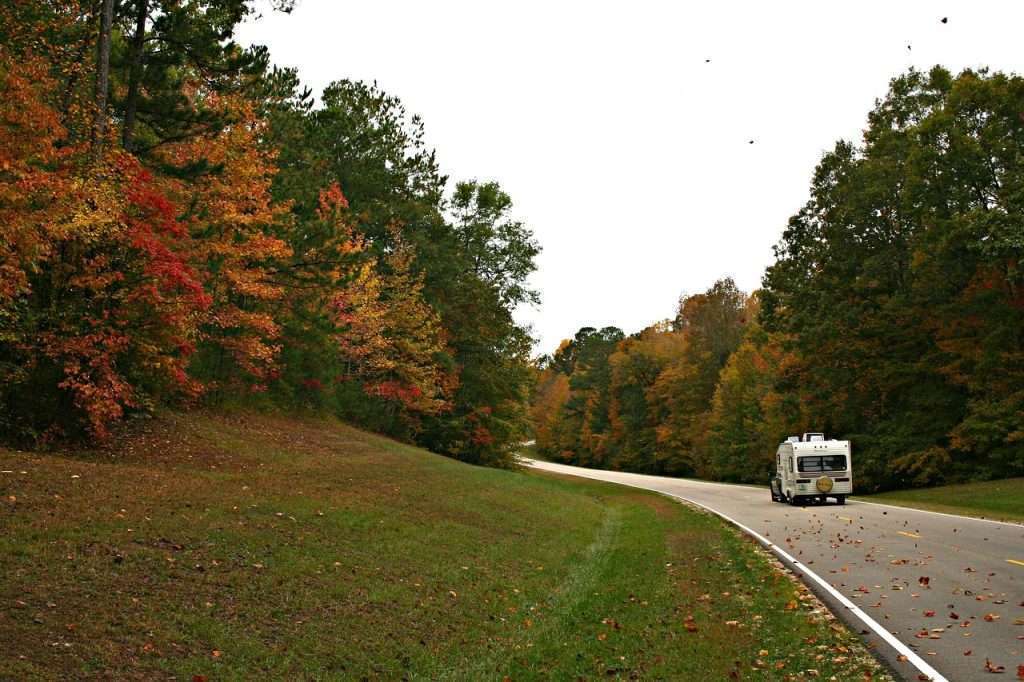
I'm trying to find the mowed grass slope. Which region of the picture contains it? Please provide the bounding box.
[862,477,1024,522]
[1,413,887,680]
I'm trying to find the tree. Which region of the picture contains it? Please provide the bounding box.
[93,0,113,147]
[266,78,539,464]
[448,181,540,309]
[606,323,683,472]
[139,94,291,392]
[530,367,570,456]
[0,49,207,440]
[331,221,454,435]
[1,1,539,468]
[408,180,538,466]
[109,0,285,154]
[541,327,624,466]
[701,311,792,483]
[761,67,1024,489]
[652,279,750,475]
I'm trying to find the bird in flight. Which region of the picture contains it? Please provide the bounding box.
[748,140,755,145]
[705,58,711,63]
[941,16,948,24]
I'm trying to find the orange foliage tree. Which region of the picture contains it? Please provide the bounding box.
[156,96,292,392]
[331,218,453,425]
[1,50,208,439]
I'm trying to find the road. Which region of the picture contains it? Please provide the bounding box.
[524,459,1024,682]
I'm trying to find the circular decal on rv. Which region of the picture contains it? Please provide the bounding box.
[815,476,834,493]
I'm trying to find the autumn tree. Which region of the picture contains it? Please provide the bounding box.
[529,367,570,456]
[701,307,795,482]
[330,222,454,436]
[540,327,624,466]
[265,79,540,465]
[606,323,685,472]
[150,96,292,392]
[0,49,207,440]
[651,279,750,475]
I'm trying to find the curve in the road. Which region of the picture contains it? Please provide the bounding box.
[647,484,945,682]
[525,458,1024,682]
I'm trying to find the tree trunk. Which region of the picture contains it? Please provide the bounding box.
[122,0,149,151]
[93,0,114,149]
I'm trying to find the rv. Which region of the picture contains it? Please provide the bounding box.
[770,433,852,505]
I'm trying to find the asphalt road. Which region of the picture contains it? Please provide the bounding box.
[524,458,1024,682]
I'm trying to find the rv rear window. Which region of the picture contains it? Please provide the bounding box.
[797,455,846,473]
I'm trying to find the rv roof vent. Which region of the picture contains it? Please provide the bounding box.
[787,436,800,443]
[803,432,825,442]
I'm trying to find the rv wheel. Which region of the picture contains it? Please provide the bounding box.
[836,495,846,506]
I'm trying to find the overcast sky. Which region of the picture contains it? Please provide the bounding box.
[237,1,1024,353]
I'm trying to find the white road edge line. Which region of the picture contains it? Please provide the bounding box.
[667,493,947,682]
[524,460,947,682]
[852,499,1023,528]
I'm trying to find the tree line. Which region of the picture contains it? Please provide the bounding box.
[532,66,1024,491]
[0,1,538,467]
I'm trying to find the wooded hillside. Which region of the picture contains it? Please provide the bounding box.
[0,1,538,466]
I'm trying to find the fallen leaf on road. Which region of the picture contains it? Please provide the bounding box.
[984,658,1005,673]
[983,613,1000,622]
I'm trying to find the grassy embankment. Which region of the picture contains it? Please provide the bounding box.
[861,478,1024,523]
[1,413,888,680]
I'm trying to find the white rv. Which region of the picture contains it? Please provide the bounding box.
[769,433,852,505]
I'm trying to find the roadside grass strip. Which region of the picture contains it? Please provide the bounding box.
[2,412,888,680]
[861,478,1024,523]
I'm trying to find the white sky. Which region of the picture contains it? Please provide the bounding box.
[237,1,1024,353]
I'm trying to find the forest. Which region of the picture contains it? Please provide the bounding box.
[532,66,1024,491]
[0,0,538,466]
[3,3,1022,491]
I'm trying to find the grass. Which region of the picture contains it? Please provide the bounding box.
[861,477,1024,522]
[1,412,888,680]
